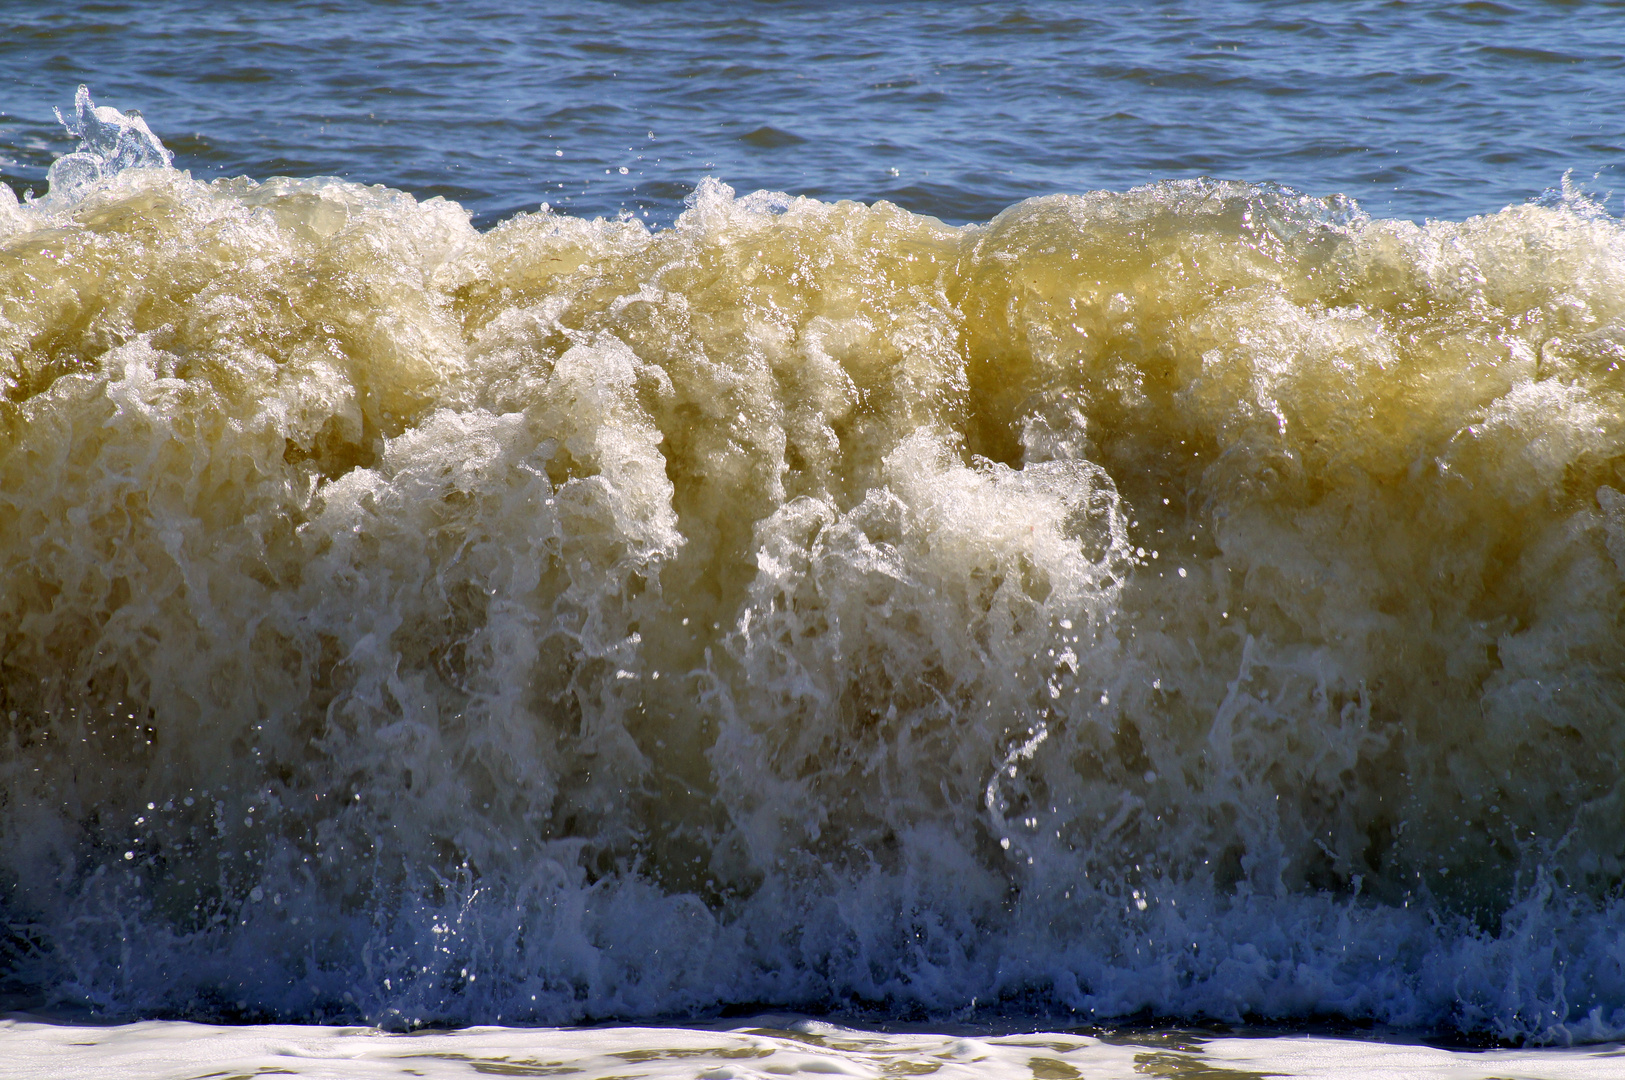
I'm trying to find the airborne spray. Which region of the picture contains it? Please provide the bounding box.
[3,91,1625,1041]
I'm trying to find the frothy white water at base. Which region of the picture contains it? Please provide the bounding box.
[1,1016,1620,1080]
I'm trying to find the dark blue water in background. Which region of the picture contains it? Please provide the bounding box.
[2,0,1623,228]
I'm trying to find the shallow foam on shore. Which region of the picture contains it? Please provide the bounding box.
[3,1017,1623,1080]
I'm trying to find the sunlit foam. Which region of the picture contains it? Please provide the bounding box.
[2,91,1625,1043]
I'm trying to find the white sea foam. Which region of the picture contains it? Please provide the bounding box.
[1,1017,1621,1080]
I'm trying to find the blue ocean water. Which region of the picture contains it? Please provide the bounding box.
[3,0,1623,227]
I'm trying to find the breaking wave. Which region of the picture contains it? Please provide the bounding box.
[4,91,1625,1043]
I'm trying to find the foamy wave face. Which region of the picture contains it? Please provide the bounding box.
[3,103,1625,1042]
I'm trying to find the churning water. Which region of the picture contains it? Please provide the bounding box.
[4,4,1625,1073]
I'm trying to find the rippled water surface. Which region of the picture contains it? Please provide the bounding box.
[3,0,1624,226]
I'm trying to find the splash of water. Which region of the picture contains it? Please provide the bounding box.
[42,85,173,204]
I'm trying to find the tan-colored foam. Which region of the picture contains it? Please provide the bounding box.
[4,169,1624,1027]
